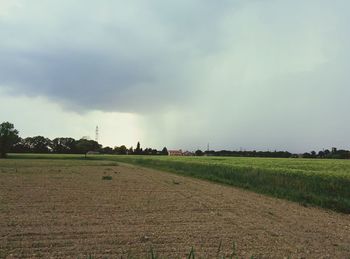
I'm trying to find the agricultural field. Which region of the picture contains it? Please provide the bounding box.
[0,157,350,258]
[96,155,350,213]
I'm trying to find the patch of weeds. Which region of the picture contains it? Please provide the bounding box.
[187,247,195,259]
[102,162,119,167]
[172,180,180,185]
[0,250,9,258]
[84,242,271,258]
[149,247,158,259]
[229,241,237,259]
[216,240,222,257]
[102,175,112,180]
[8,220,17,227]
[125,249,135,259]
[140,235,151,243]
[299,201,309,207]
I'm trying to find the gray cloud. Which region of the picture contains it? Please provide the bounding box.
[0,0,215,111]
[1,0,350,151]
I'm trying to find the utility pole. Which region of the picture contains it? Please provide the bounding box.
[95,126,99,143]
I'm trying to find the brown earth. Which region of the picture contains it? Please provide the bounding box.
[0,160,349,258]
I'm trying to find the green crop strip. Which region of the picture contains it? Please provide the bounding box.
[105,155,350,213]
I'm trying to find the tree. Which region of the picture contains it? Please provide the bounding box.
[161,147,168,155]
[135,141,142,155]
[119,145,127,155]
[51,137,76,153]
[23,136,52,153]
[195,149,204,156]
[324,149,331,156]
[302,152,312,158]
[76,138,101,155]
[11,137,28,153]
[101,146,114,154]
[318,151,325,158]
[0,122,20,158]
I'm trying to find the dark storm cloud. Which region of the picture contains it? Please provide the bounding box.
[0,47,161,111]
[0,0,237,112]
[1,0,350,151]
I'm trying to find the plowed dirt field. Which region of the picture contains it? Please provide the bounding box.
[0,159,349,258]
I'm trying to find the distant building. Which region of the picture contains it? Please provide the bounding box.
[87,151,100,155]
[168,150,183,156]
[183,151,194,156]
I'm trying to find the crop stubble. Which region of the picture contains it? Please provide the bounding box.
[0,160,349,258]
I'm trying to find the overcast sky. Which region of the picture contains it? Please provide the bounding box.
[1,0,350,152]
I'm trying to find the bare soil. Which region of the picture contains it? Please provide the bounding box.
[0,160,349,258]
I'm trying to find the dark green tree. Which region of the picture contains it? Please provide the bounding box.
[119,145,127,155]
[11,137,28,153]
[195,149,204,156]
[161,147,168,155]
[114,145,128,155]
[76,138,101,156]
[324,149,331,156]
[51,137,76,153]
[318,151,325,158]
[0,122,20,158]
[135,141,142,155]
[23,136,52,153]
[101,146,114,154]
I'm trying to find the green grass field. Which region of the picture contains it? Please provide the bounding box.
[6,153,350,213]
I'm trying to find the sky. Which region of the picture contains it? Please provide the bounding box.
[1,0,350,153]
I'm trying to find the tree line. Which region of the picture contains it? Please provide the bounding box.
[194,148,350,159]
[0,122,168,158]
[10,137,168,156]
[1,121,350,159]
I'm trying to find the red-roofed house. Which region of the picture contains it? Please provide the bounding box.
[168,150,183,156]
